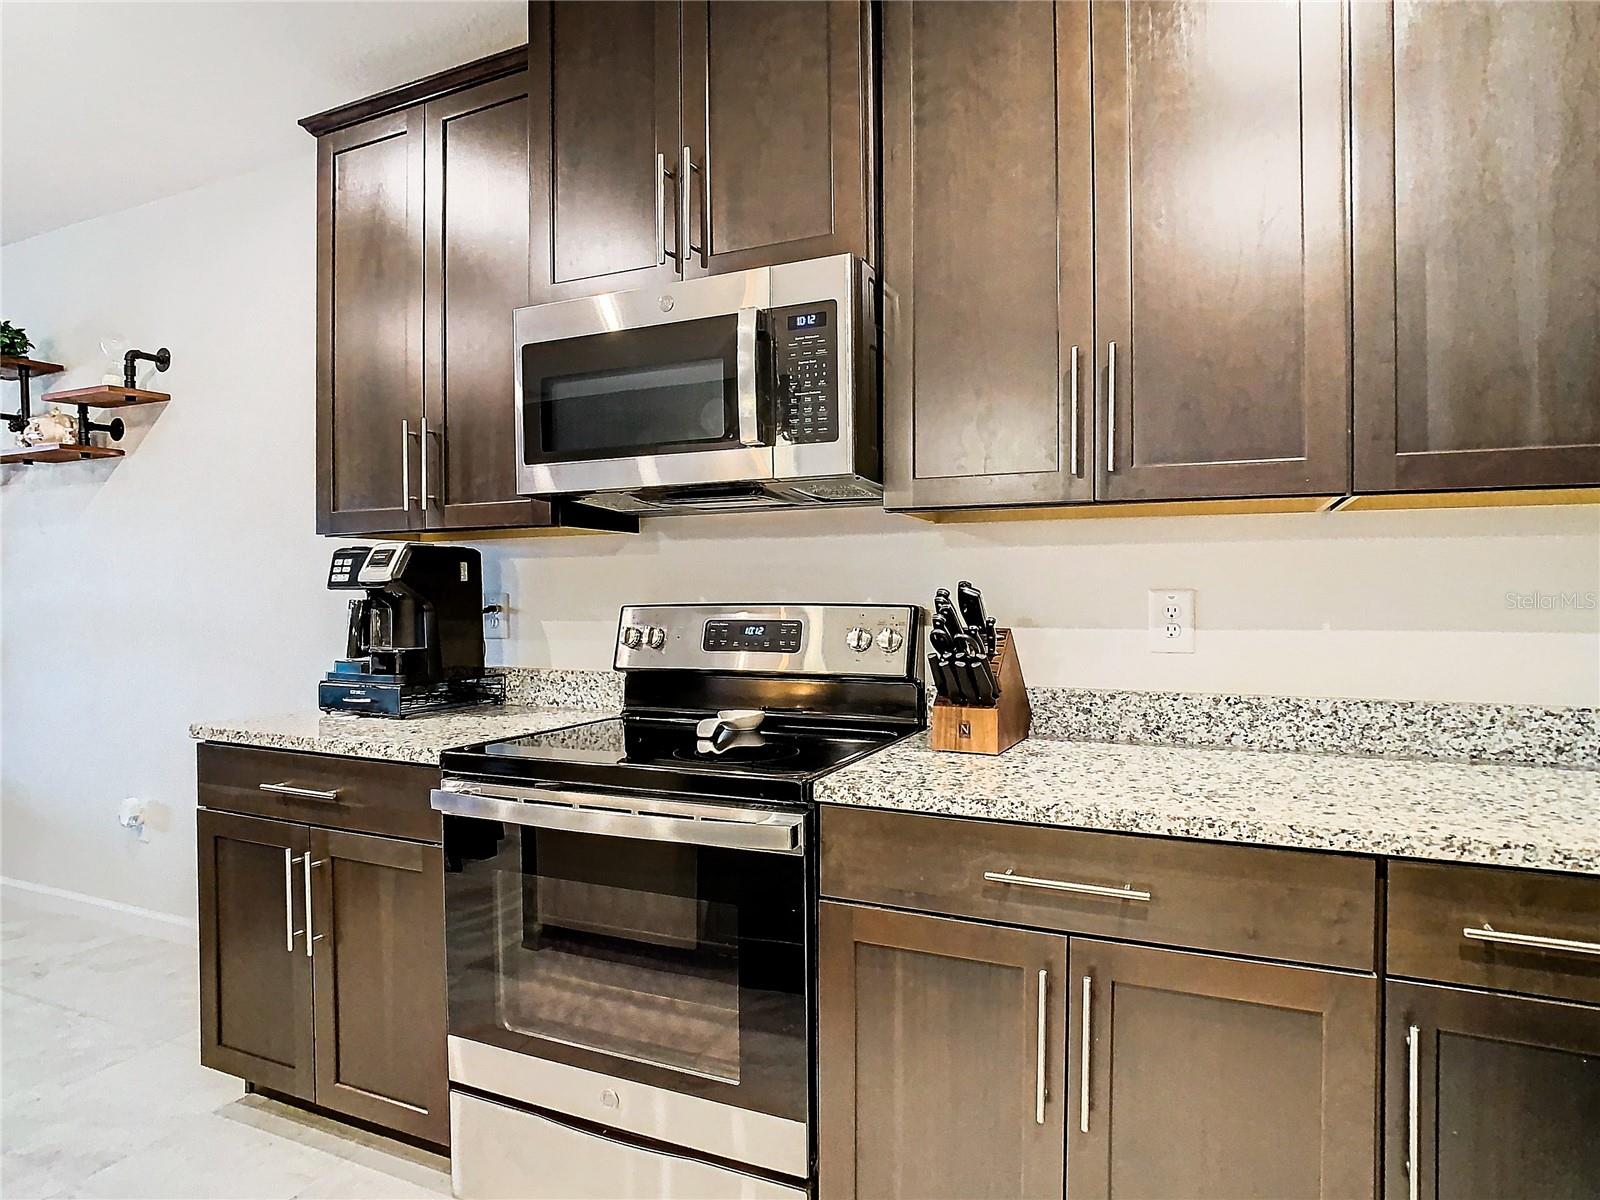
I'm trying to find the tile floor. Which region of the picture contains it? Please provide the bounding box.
[1,892,451,1200]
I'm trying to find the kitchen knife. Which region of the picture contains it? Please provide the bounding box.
[956,582,990,652]
[934,588,970,640]
[929,623,970,703]
[955,632,996,704]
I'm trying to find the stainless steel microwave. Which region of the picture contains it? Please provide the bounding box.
[513,254,880,515]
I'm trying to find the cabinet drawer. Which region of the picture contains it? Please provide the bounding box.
[1387,861,1600,1005]
[820,806,1377,970]
[197,743,440,843]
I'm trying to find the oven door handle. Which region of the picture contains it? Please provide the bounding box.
[735,306,762,447]
[430,786,804,855]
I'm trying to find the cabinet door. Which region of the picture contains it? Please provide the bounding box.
[197,810,314,1099]
[1092,1,1351,501]
[1352,2,1600,492]
[680,1,872,276]
[529,0,682,302]
[817,902,1067,1200]
[309,827,448,1146]
[316,107,424,535]
[1069,940,1377,1200]
[882,1,1094,510]
[1387,981,1600,1200]
[423,71,555,531]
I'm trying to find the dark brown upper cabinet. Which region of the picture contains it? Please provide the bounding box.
[1069,939,1379,1200]
[681,0,874,276]
[882,1,1094,510]
[308,50,628,536]
[1353,2,1600,492]
[817,902,1068,1200]
[1386,981,1600,1200]
[527,1,683,303]
[1093,0,1352,501]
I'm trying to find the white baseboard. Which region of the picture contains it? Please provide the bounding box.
[1,876,197,945]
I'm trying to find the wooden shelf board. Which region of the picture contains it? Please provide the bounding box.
[41,385,171,408]
[0,356,66,380]
[0,442,124,464]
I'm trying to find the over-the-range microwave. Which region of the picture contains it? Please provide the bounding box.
[513,254,880,515]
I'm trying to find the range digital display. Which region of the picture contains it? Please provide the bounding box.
[787,311,828,330]
[704,619,803,653]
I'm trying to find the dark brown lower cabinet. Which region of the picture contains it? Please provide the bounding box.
[198,810,315,1100]
[309,827,448,1144]
[1067,939,1378,1200]
[197,767,448,1147]
[817,902,1068,1200]
[1386,980,1600,1200]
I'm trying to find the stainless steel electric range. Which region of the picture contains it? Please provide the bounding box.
[433,603,924,1199]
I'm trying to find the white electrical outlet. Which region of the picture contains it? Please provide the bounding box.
[1147,589,1195,653]
[483,593,510,640]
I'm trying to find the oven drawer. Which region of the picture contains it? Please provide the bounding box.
[197,743,440,843]
[820,805,1378,970]
[1387,860,1600,1004]
[449,1091,806,1200]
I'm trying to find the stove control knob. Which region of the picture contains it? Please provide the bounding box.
[845,626,872,653]
[876,627,904,654]
[620,626,644,650]
[647,626,667,650]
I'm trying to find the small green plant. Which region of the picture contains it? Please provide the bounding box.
[0,321,32,357]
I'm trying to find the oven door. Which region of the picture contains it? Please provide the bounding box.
[515,270,776,497]
[434,783,809,1173]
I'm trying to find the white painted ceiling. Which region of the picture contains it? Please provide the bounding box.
[1,1,527,245]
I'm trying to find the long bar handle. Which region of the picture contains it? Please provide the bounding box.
[1463,924,1600,958]
[655,151,669,266]
[984,869,1151,903]
[1406,1023,1420,1200]
[1035,970,1048,1125]
[1079,975,1092,1134]
[282,850,304,952]
[420,418,435,507]
[260,782,341,803]
[400,419,413,511]
[304,857,326,957]
[1105,341,1118,474]
[680,145,703,260]
[735,307,761,446]
[1068,345,1082,478]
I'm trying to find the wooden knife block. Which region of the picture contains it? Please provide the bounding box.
[929,628,1031,755]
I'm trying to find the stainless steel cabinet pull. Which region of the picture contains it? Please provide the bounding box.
[1035,970,1048,1125]
[680,145,703,260]
[1079,975,1092,1134]
[1406,1023,1420,1200]
[1068,345,1082,478]
[260,782,341,802]
[735,307,760,446]
[400,419,413,511]
[1463,924,1600,958]
[304,857,326,957]
[655,151,669,266]
[420,418,436,507]
[282,850,304,952]
[983,869,1151,903]
[1105,341,1118,474]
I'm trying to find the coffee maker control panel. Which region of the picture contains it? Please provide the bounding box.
[328,546,372,590]
[357,544,411,587]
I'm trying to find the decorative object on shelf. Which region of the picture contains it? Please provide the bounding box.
[0,321,32,357]
[926,580,1032,755]
[1,344,173,467]
[16,407,79,447]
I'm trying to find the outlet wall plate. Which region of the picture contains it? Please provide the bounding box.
[483,592,510,641]
[1148,588,1195,653]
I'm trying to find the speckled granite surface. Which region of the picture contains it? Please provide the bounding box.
[1026,688,1599,768]
[815,734,1600,874]
[189,705,612,766]
[497,667,622,711]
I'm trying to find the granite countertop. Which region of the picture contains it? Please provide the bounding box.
[815,733,1600,875]
[189,705,613,767]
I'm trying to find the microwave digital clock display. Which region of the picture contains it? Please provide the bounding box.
[703,619,803,653]
[786,311,828,330]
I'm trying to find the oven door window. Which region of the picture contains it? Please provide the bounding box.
[522,315,763,464]
[443,817,806,1122]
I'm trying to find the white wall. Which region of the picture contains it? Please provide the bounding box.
[3,154,1597,921]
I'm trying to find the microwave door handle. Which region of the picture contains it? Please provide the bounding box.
[735,306,761,446]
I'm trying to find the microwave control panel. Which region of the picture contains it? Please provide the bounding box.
[771,300,838,445]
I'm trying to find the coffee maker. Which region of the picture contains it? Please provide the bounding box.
[320,543,505,717]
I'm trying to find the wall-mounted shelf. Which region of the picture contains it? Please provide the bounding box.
[0,442,124,465]
[41,385,171,409]
[0,356,65,381]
